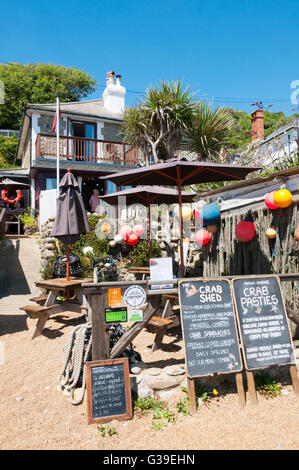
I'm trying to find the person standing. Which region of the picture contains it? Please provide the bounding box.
[89,188,100,213]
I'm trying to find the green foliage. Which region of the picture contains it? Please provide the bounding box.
[254,372,282,399]
[133,397,165,414]
[152,408,176,430]
[0,63,97,129]
[122,80,195,162]
[0,135,18,168]
[128,239,161,267]
[97,424,118,437]
[133,396,176,431]
[18,208,38,227]
[185,101,235,161]
[176,396,190,416]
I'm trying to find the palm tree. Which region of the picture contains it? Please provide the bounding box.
[185,101,235,162]
[122,80,195,164]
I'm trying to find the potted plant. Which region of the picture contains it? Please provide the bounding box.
[19,208,38,235]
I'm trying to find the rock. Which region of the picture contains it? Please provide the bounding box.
[137,386,153,399]
[145,374,182,391]
[197,397,205,407]
[156,388,180,400]
[164,365,185,376]
[281,389,289,397]
[44,386,50,391]
[130,366,142,375]
[145,367,163,376]
[16,396,23,402]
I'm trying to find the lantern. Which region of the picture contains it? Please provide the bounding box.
[175,205,192,221]
[194,228,211,246]
[133,224,145,237]
[207,224,218,234]
[265,191,279,210]
[273,189,293,208]
[235,220,256,242]
[200,202,220,225]
[120,225,133,240]
[101,222,112,234]
[266,227,276,239]
[193,208,201,222]
[114,233,123,244]
[127,233,139,246]
[294,228,299,242]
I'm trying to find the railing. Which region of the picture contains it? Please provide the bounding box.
[35,133,139,166]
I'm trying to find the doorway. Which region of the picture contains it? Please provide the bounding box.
[81,177,105,211]
[70,121,97,161]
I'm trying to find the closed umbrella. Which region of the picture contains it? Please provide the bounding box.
[51,169,90,280]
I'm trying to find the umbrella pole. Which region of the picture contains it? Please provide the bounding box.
[148,203,152,258]
[178,182,184,278]
[66,245,70,281]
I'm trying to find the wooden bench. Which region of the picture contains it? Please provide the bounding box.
[148,315,174,353]
[29,295,48,306]
[20,302,81,339]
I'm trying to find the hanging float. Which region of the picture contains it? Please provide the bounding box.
[194,228,211,246]
[273,188,293,208]
[235,218,256,242]
[265,191,279,210]
[266,227,277,239]
[127,233,139,246]
[200,202,220,225]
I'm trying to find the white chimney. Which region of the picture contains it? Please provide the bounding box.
[103,71,126,114]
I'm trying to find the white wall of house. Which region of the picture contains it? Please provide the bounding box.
[252,127,298,166]
[31,114,40,162]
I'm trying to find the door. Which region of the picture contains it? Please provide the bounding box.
[70,121,97,161]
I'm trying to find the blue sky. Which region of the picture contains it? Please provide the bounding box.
[1,0,298,114]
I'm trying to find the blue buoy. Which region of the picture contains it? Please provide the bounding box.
[200,202,220,225]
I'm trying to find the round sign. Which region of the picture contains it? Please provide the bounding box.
[124,285,147,308]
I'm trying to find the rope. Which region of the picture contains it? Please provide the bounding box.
[58,322,92,405]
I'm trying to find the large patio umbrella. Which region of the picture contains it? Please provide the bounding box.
[51,169,90,280]
[101,156,260,277]
[99,185,195,257]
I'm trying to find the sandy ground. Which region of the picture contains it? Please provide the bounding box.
[0,310,299,450]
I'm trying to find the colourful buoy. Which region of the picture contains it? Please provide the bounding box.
[127,233,139,246]
[133,224,145,237]
[273,189,293,208]
[200,202,220,225]
[194,228,211,246]
[120,225,133,240]
[266,227,276,239]
[265,191,279,210]
[235,220,256,242]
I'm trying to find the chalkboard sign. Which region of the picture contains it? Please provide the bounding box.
[86,358,133,424]
[179,279,242,378]
[232,275,296,370]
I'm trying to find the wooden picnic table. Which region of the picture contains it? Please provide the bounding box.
[20,277,92,339]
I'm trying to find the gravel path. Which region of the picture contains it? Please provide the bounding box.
[0,310,299,450]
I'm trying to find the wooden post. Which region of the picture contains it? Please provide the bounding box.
[91,288,110,360]
[187,377,197,415]
[235,372,246,407]
[289,364,299,397]
[246,370,258,406]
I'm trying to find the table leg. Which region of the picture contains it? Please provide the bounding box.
[44,289,57,307]
[32,312,49,340]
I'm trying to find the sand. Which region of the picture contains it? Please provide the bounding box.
[0,310,298,450]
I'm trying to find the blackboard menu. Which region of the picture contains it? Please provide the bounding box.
[179,279,242,377]
[233,276,295,370]
[86,358,132,424]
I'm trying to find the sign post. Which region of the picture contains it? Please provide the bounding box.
[178,278,244,414]
[232,275,299,399]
